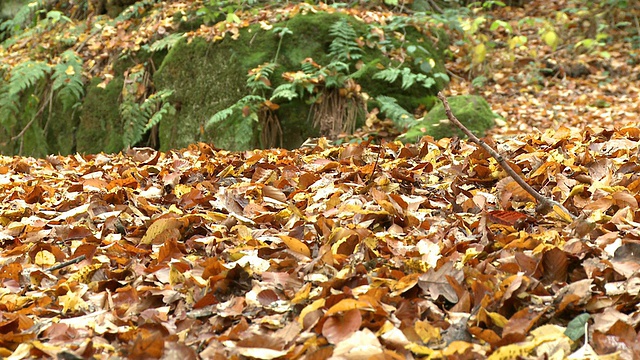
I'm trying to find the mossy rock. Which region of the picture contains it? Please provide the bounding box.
[0,78,73,157]
[399,95,498,142]
[154,11,448,151]
[76,76,125,154]
[42,94,81,155]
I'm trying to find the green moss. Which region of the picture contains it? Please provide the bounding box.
[42,93,81,155]
[76,76,124,154]
[154,36,256,150]
[400,95,498,142]
[113,47,167,77]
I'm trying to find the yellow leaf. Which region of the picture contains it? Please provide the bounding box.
[298,298,325,325]
[508,35,527,50]
[140,218,183,245]
[405,343,434,355]
[487,311,509,328]
[472,43,487,65]
[488,342,535,360]
[58,289,88,314]
[291,283,312,304]
[325,298,373,316]
[67,263,102,283]
[415,320,440,343]
[35,250,55,267]
[278,235,310,258]
[64,65,75,76]
[542,31,560,50]
[169,265,186,286]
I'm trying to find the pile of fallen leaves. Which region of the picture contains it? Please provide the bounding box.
[1,123,640,359]
[2,0,640,358]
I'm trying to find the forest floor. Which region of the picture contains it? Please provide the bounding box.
[1,1,640,359]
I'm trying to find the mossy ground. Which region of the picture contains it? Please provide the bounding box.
[400,95,498,142]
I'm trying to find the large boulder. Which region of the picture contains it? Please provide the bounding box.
[154,11,449,151]
[399,95,498,142]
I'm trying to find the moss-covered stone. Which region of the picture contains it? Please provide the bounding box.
[43,94,81,155]
[154,11,448,151]
[76,76,124,154]
[399,95,498,142]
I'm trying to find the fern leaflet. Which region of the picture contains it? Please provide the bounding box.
[0,60,50,129]
[376,95,413,128]
[373,68,401,84]
[149,33,185,52]
[121,89,175,147]
[52,50,84,111]
[329,19,362,62]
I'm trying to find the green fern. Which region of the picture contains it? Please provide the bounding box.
[0,0,45,38]
[149,33,185,52]
[373,68,401,84]
[376,95,414,128]
[208,107,235,126]
[0,60,51,129]
[121,89,175,147]
[349,59,380,79]
[52,50,84,111]
[329,19,362,62]
[270,84,298,101]
[246,62,277,93]
[374,67,439,90]
[207,94,265,128]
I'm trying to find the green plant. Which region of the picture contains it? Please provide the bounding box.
[119,65,175,147]
[0,48,86,155]
[0,0,45,39]
[0,60,51,129]
[375,95,413,128]
[52,50,85,111]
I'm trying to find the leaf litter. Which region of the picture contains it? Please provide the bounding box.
[0,120,639,358]
[2,0,640,358]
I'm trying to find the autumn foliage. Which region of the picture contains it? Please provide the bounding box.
[0,122,639,358]
[2,0,640,358]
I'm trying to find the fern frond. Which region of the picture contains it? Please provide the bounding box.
[52,50,84,111]
[115,0,156,21]
[400,68,417,90]
[121,89,175,147]
[207,107,235,127]
[207,94,265,129]
[149,33,184,52]
[237,94,266,106]
[0,60,50,129]
[246,62,277,92]
[121,100,144,147]
[301,60,320,75]
[376,95,413,128]
[271,84,298,101]
[9,60,51,94]
[329,19,362,62]
[349,59,380,79]
[3,0,45,36]
[373,68,401,84]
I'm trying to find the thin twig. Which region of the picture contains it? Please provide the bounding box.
[436,92,577,221]
[46,254,86,272]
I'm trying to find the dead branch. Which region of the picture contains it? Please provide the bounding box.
[46,254,87,272]
[436,92,577,221]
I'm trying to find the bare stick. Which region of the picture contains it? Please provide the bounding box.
[436,92,576,221]
[46,254,87,272]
